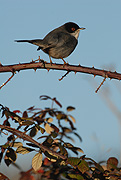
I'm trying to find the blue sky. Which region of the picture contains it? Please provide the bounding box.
[0,0,121,178]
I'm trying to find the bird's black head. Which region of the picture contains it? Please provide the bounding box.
[64,22,80,33]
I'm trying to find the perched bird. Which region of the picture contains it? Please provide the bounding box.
[15,22,85,64]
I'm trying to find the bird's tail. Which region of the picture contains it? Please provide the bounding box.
[15,39,43,50]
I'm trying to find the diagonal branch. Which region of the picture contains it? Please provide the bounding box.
[0,59,121,80]
[0,125,66,160]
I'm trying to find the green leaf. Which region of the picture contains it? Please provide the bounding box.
[66,157,80,168]
[32,152,43,171]
[56,113,64,120]
[68,174,84,180]
[78,160,89,174]
[21,120,34,126]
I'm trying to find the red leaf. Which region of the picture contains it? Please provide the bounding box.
[22,111,28,118]
[44,158,50,165]
[13,110,21,114]
[37,169,44,173]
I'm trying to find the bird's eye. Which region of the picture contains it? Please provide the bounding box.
[71,27,75,31]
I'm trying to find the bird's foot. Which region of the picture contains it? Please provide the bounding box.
[61,58,69,66]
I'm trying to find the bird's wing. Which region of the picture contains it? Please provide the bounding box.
[43,31,74,49]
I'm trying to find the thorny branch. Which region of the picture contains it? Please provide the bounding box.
[0,59,121,80]
[0,58,121,89]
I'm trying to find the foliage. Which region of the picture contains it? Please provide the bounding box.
[0,95,121,180]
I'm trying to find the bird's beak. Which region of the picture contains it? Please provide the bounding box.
[79,27,86,30]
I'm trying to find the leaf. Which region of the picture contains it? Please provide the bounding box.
[74,132,82,142]
[68,174,84,180]
[67,119,76,130]
[27,106,35,111]
[51,132,58,138]
[32,152,43,171]
[68,115,76,123]
[22,111,28,118]
[75,147,84,154]
[4,148,17,166]
[30,126,38,137]
[48,110,55,117]
[26,143,39,148]
[56,113,63,120]
[4,159,12,166]
[3,120,10,126]
[107,157,118,170]
[64,143,84,155]
[40,95,51,100]
[78,160,89,174]
[59,145,68,156]
[45,123,54,134]
[12,142,23,148]
[67,106,75,112]
[5,148,17,162]
[16,146,34,154]
[63,127,72,133]
[46,118,53,123]
[21,120,34,126]
[64,142,74,149]
[12,110,21,115]
[44,151,58,162]
[52,97,62,108]
[0,152,3,163]
[66,157,80,168]
[39,126,45,134]
[95,162,104,172]
[7,135,14,141]
[50,124,59,133]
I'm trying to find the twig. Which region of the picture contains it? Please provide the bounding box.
[0,73,15,89]
[95,77,106,93]
[59,71,70,81]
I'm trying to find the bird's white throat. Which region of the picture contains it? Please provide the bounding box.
[71,29,80,39]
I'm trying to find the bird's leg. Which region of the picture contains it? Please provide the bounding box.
[61,57,68,65]
[49,55,53,64]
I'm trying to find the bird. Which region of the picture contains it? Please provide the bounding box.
[15,22,85,64]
